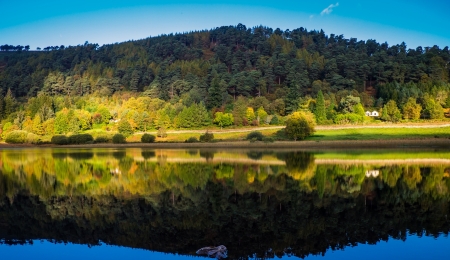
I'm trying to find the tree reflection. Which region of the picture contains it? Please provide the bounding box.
[0,149,450,259]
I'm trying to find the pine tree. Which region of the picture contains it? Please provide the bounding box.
[4,88,15,118]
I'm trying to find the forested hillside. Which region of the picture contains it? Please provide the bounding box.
[0,24,449,141]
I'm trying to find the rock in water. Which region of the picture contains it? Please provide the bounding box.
[196,245,227,259]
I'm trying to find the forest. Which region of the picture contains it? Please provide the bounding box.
[0,24,449,141]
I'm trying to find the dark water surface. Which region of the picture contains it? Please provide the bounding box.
[1,148,450,259]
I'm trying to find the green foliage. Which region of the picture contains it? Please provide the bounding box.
[262,136,274,143]
[199,131,214,142]
[185,137,199,143]
[68,134,94,144]
[176,103,212,128]
[141,133,156,143]
[246,131,264,141]
[3,88,16,118]
[5,130,28,144]
[402,98,422,120]
[338,95,361,114]
[270,115,279,125]
[381,100,402,122]
[213,112,234,128]
[314,90,327,124]
[51,135,69,145]
[94,136,110,143]
[246,107,256,125]
[112,133,127,144]
[54,108,70,134]
[353,103,366,118]
[334,113,364,124]
[285,111,316,141]
[0,23,449,133]
[118,119,134,137]
[233,96,248,126]
[422,96,444,119]
[256,106,268,125]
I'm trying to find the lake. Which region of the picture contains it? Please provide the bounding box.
[0,148,450,259]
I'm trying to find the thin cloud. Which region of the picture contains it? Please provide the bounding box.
[321,2,339,15]
[309,15,314,19]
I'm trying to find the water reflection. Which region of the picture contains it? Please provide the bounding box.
[0,148,450,259]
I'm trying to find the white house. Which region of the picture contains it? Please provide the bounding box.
[365,111,379,117]
[365,170,380,178]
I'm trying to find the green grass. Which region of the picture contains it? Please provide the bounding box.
[81,125,450,143]
[308,126,450,141]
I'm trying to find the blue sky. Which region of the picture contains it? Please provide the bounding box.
[0,0,449,50]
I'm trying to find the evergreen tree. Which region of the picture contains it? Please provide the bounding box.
[4,88,15,118]
[314,90,326,124]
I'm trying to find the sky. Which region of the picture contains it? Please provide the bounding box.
[0,0,449,50]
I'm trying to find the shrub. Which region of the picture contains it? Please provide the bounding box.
[246,131,264,141]
[270,115,279,125]
[157,126,167,138]
[141,133,156,143]
[262,137,274,143]
[68,134,94,144]
[26,133,41,144]
[199,131,214,142]
[285,111,316,141]
[5,130,28,144]
[112,133,126,144]
[94,136,111,143]
[185,137,199,143]
[334,113,364,124]
[51,135,69,145]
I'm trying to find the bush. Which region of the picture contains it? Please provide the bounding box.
[185,137,199,143]
[112,133,126,144]
[68,134,94,144]
[51,135,69,145]
[285,111,316,141]
[5,130,28,144]
[157,126,167,138]
[141,133,156,143]
[246,131,264,141]
[27,133,41,144]
[334,113,364,124]
[199,131,214,142]
[262,137,274,143]
[94,136,110,143]
[270,115,279,125]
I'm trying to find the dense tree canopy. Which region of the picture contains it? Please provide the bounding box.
[0,24,449,138]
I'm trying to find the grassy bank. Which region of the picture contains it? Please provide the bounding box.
[126,125,450,143]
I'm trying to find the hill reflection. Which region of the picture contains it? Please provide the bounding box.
[0,148,450,259]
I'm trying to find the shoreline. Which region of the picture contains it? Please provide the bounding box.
[1,138,450,150]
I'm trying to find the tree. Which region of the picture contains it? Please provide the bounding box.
[32,115,44,135]
[246,107,256,124]
[314,90,326,124]
[213,112,234,128]
[54,108,69,134]
[256,106,268,125]
[402,98,422,120]
[338,95,360,114]
[4,88,15,118]
[118,119,134,137]
[423,96,444,119]
[381,100,402,122]
[285,111,316,141]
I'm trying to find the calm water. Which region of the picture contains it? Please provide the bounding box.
[1,148,450,259]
